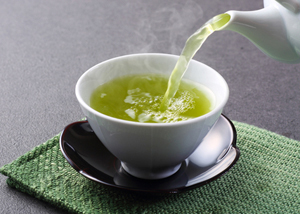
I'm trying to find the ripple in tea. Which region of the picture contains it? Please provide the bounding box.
[90,74,214,123]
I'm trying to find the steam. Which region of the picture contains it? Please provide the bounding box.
[130,0,204,54]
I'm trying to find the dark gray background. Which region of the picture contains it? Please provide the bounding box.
[1,0,299,213]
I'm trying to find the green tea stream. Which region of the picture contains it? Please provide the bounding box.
[160,13,230,111]
[90,13,230,123]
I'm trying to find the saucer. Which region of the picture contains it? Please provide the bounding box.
[60,115,240,193]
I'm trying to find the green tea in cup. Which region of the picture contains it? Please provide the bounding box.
[90,74,214,123]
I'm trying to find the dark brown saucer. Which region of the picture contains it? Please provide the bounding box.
[60,114,240,193]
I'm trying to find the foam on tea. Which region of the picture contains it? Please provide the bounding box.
[160,13,230,110]
[90,74,214,123]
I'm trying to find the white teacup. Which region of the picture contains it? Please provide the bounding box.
[75,53,229,180]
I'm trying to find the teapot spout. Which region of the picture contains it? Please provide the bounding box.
[219,6,300,63]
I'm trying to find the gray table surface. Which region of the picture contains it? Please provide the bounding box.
[1,0,299,213]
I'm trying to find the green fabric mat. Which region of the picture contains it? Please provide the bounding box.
[1,121,299,213]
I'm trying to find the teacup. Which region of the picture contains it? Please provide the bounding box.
[75,53,229,179]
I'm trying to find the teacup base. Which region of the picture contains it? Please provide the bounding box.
[121,162,182,180]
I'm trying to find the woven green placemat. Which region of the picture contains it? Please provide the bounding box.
[1,121,299,213]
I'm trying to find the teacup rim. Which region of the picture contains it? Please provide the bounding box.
[75,53,229,127]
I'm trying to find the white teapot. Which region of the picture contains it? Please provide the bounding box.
[221,0,300,63]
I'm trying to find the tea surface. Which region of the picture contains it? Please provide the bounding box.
[90,74,214,123]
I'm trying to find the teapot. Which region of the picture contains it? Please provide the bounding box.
[220,0,300,63]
